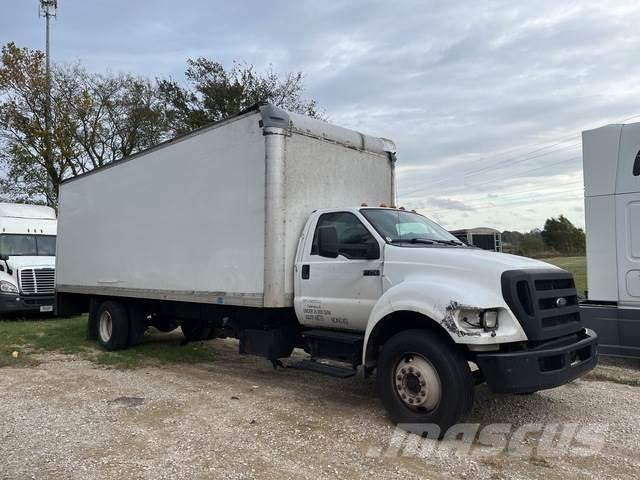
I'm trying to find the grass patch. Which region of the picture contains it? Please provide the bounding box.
[543,256,587,295]
[0,315,216,369]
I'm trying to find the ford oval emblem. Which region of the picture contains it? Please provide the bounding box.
[556,297,567,308]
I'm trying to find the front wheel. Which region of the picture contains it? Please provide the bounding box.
[377,329,474,436]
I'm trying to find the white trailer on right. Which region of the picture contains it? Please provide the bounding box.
[581,123,640,358]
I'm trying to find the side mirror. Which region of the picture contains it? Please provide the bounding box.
[0,254,8,261]
[365,240,380,260]
[318,226,339,258]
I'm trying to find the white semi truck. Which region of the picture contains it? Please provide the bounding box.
[0,203,57,314]
[581,123,640,358]
[56,104,598,432]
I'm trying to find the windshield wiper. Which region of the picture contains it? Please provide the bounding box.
[429,239,465,246]
[390,238,435,245]
[391,238,465,246]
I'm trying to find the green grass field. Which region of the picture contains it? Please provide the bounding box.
[0,315,216,368]
[542,256,587,295]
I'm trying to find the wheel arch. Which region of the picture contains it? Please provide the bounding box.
[363,309,462,374]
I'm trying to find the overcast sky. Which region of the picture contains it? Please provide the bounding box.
[3,0,640,231]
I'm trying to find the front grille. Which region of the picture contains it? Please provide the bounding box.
[502,269,582,341]
[19,268,55,295]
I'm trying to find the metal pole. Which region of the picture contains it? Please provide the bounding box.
[40,0,56,206]
[45,11,51,205]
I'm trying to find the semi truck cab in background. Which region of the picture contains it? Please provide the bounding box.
[55,104,598,433]
[581,123,640,358]
[0,203,57,315]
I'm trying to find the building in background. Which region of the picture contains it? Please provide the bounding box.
[450,227,502,252]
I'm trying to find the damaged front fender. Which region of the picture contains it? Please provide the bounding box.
[362,280,529,365]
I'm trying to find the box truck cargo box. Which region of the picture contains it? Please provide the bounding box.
[56,104,395,308]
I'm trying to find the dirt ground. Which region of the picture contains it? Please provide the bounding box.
[0,335,638,480]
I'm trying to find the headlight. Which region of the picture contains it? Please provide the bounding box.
[460,308,499,331]
[481,310,499,331]
[0,280,18,294]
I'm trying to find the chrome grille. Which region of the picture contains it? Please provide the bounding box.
[19,268,55,295]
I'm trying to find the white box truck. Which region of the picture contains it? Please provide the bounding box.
[56,104,597,433]
[580,123,640,358]
[0,203,57,314]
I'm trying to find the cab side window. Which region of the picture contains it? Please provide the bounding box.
[311,212,376,259]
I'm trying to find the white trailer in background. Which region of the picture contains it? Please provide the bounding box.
[56,103,597,434]
[0,203,57,314]
[581,123,640,357]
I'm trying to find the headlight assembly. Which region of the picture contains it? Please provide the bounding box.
[0,280,18,294]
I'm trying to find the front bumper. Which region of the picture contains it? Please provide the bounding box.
[475,328,598,394]
[0,293,55,314]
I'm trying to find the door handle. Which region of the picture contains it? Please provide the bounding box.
[363,269,380,276]
[302,264,310,280]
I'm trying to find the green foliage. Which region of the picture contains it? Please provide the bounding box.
[158,58,322,135]
[1,43,322,206]
[541,214,586,255]
[503,215,585,257]
[0,315,217,369]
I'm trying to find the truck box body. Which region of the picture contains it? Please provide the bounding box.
[56,105,395,308]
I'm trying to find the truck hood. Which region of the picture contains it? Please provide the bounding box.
[385,245,557,273]
[4,256,56,270]
[383,245,560,289]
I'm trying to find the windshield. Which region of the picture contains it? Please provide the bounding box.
[0,234,56,256]
[360,209,462,245]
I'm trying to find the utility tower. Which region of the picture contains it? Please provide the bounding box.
[39,0,57,206]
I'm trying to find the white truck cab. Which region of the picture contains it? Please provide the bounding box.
[0,203,57,315]
[56,104,597,434]
[581,123,640,357]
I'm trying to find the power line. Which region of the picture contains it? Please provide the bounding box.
[413,155,583,194]
[400,141,581,197]
[399,111,640,199]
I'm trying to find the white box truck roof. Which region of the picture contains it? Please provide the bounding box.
[56,104,396,308]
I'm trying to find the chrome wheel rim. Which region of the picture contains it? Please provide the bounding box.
[393,353,441,411]
[99,310,113,343]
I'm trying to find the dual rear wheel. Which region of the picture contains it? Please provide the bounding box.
[94,299,212,350]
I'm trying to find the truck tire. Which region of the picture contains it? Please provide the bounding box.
[96,300,130,351]
[377,329,474,436]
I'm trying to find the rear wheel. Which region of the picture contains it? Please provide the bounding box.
[377,329,474,436]
[96,300,129,351]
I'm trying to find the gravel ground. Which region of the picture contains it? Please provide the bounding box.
[0,337,638,480]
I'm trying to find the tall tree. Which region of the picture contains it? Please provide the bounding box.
[0,44,323,206]
[0,42,68,206]
[541,215,586,255]
[158,59,322,135]
[0,43,170,206]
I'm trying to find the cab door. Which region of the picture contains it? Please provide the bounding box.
[615,123,640,304]
[296,211,383,332]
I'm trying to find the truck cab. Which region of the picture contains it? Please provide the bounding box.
[294,206,597,426]
[0,203,57,315]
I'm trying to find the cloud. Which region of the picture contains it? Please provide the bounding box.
[1,0,636,231]
[425,197,475,212]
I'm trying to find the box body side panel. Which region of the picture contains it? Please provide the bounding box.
[56,113,266,305]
